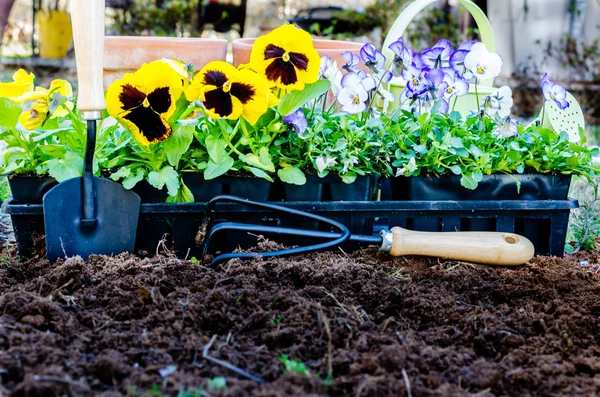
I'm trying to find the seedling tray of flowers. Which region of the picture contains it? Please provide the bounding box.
[2,198,578,258]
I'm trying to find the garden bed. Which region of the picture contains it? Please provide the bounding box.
[1,233,600,396]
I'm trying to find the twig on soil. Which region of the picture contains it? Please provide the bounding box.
[155,234,173,257]
[33,375,90,391]
[402,369,412,397]
[471,388,492,396]
[46,278,74,300]
[316,303,333,378]
[355,375,384,397]
[202,334,265,383]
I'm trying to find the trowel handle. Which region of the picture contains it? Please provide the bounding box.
[385,227,534,266]
[71,0,106,119]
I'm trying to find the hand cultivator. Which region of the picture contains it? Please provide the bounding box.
[199,195,535,267]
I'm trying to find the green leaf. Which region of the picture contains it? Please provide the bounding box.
[247,166,274,182]
[460,173,481,190]
[148,166,180,196]
[47,151,83,182]
[449,165,462,175]
[413,144,428,154]
[205,136,226,164]
[166,179,194,203]
[341,172,357,184]
[0,98,22,130]
[239,153,275,172]
[278,166,306,185]
[259,147,271,165]
[277,80,331,116]
[450,137,464,148]
[204,156,234,180]
[163,124,194,167]
[123,168,145,190]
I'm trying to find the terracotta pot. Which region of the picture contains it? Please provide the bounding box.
[103,36,228,88]
[232,38,363,68]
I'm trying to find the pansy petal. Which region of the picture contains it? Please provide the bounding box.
[555,97,570,110]
[337,86,355,105]
[541,81,552,101]
[458,40,477,51]
[454,78,469,96]
[341,72,363,88]
[361,76,377,91]
[540,73,550,88]
[233,69,269,125]
[552,83,567,99]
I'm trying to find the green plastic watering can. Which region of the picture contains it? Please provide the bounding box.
[380,0,497,116]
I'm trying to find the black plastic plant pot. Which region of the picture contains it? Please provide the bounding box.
[274,174,380,247]
[2,199,578,258]
[389,174,572,201]
[8,174,58,204]
[183,174,273,202]
[178,174,274,252]
[277,173,380,201]
[131,180,170,203]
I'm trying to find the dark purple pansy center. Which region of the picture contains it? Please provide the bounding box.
[263,44,309,85]
[119,84,172,143]
[202,69,256,117]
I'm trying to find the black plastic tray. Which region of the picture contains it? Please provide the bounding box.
[2,199,578,258]
[387,174,572,201]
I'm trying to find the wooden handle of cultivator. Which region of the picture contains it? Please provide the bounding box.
[386,227,534,266]
[71,0,106,119]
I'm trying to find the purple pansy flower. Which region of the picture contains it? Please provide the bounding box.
[541,73,570,109]
[389,38,413,76]
[421,39,453,68]
[464,42,503,82]
[493,116,519,138]
[360,43,386,74]
[442,71,469,99]
[283,109,308,135]
[341,51,360,72]
[449,40,477,78]
[424,68,448,99]
[402,65,428,96]
[337,72,370,114]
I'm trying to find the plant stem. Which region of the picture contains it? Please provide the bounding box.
[364,69,391,117]
[220,119,244,157]
[475,80,480,110]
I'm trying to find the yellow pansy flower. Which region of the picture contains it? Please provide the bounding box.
[19,96,49,130]
[106,60,185,146]
[186,61,268,125]
[160,58,192,89]
[47,79,74,117]
[0,69,35,99]
[249,24,320,92]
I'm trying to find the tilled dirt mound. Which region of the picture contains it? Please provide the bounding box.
[1,240,600,396]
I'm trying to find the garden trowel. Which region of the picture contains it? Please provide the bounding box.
[43,0,140,261]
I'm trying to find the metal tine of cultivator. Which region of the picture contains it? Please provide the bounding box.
[200,195,353,267]
[204,222,384,267]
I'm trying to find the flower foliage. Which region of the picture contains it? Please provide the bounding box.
[0,25,596,202]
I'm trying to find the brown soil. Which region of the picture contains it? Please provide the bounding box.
[1,239,600,397]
